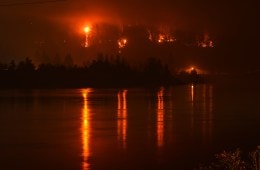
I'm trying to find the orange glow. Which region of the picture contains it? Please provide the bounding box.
[191,84,194,103]
[118,38,127,49]
[157,33,176,43]
[184,66,197,73]
[198,32,214,48]
[117,90,128,149]
[81,89,92,170]
[148,31,153,41]
[183,66,207,74]
[209,40,214,47]
[158,34,165,43]
[157,87,164,148]
[84,26,91,34]
[83,25,92,47]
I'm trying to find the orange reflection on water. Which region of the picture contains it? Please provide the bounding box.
[191,85,213,143]
[117,90,128,149]
[202,85,207,138]
[208,85,213,139]
[81,89,92,170]
[190,84,195,129]
[157,87,164,148]
[209,85,213,121]
[201,85,213,141]
[191,84,194,103]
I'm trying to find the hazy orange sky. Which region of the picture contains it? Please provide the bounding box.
[0,0,257,34]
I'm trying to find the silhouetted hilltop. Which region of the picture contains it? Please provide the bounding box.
[0,56,204,88]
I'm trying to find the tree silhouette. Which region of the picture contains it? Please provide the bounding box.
[8,60,16,71]
[0,55,204,88]
[17,58,35,72]
[63,54,74,67]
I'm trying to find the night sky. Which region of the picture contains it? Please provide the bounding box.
[0,0,259,71]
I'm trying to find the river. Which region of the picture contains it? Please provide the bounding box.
[0,77,260,169]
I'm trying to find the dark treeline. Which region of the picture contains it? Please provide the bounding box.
[0,55,204,88]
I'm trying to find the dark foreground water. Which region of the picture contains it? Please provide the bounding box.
[0,77,260,170]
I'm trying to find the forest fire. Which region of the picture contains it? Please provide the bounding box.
[183,66,207,75]
[118,38,128,53]
[197,32,214,48]
[84,25,92,47]
[80,23,213,50]
[157,33,176,43]
[118,38,127,49]
[84,26,91,34]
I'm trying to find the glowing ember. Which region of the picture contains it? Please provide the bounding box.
[157,33,176,43]
[198,32,214,48]
[158,34,165,43]
[118,38,128,49]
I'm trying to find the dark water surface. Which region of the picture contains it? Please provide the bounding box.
[0,78,260,169]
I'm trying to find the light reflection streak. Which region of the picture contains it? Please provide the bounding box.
[167,88,174,144]
[202,85,207,137]
[191,85,213,143]
[190,85,213,143]
[157,87,164,148]
[117,90,128,149]
[191,84,194,103]
[191,84,194,128]
[81,89,92,170]
[209,85,213,138]
[202,85,213,141]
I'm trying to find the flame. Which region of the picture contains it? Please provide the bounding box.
[118,38,127,48]
[157,33,176,43]
[84,26,91,34]
[118,38,128,53]
[83,26,92,47]
[198,32,214,48]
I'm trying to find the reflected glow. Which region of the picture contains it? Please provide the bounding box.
[202,85,207,137]
[209,86,213,119]
[191,84,194,103]
[81,89,92,170]
[117,90,128,149]
[190,84,195,129]
[208,85,213,139]
[157,87,164,148]
[201,85,213,142]
[191,85,213,143]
